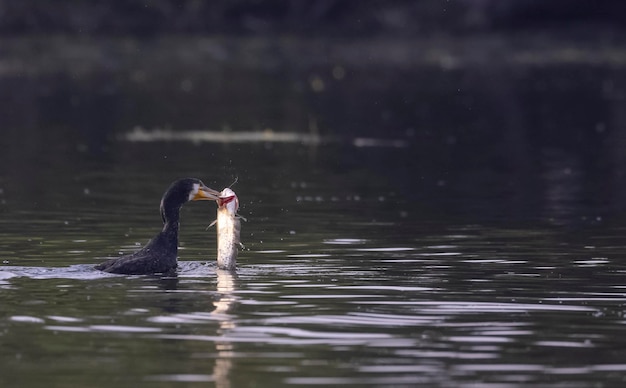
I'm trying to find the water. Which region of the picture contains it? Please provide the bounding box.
[2,35,626,386]
[2,142,626,387]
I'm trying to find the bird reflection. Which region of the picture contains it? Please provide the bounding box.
[212,269,238,388]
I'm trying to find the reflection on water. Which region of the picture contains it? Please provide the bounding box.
[2,220,626,386]
[213,270,237,388]
[143,269,238,385]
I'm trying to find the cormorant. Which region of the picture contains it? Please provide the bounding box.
[95,178,220,275]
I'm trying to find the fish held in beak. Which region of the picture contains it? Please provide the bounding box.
[214,187,242,271]
[217,188,239,213]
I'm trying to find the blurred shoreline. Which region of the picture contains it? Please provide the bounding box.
[2,32,626,79]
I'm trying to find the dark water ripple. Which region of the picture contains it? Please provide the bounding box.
[3,227,626,387]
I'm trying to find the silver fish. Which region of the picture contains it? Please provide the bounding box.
[213,188,242,270]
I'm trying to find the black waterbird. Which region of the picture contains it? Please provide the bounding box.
[95,178,220,275]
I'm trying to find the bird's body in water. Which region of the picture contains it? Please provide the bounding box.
[95,178,220,275]
[214,188,242,271]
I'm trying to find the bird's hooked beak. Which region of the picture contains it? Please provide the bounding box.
[192,184,221,201]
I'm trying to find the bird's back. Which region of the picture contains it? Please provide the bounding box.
[95,232,178,275]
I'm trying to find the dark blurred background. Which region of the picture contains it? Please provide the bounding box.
[1,0,626,225]
[1,0,626,36]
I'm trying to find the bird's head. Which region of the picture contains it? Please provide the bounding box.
[159,178,221,224]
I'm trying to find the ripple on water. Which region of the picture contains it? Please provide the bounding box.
[287,254,332,258]
[153,327,401,347]
[352,300,600,315]
[323,238,367,245]
[260,312,440,327]
[355,247,415,252]
[572,258,610,267]
[47,315,83,323]
[534,340,594,348]
[0,264,117,280]
[331,285,438,292]
[10,315,45,324]
[2,231,625,388]
[44,325,163,333]
[285,376,435,386]
[146,374,214,383]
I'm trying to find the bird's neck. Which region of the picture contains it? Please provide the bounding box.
[161,198,182,227]
[158,219,180,255]
[161,203,181,239]
[162,219,179,233]
[159,195,184,246]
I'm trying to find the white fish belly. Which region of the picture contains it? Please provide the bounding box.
[216,208,240,270]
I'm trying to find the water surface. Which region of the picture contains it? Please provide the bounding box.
[1,141,626,387]
[2,35,626,387]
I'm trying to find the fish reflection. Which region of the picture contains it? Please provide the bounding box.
[212,269,238,388]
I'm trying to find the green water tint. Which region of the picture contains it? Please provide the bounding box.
[2,35,626,386]
[1,142,626,386]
